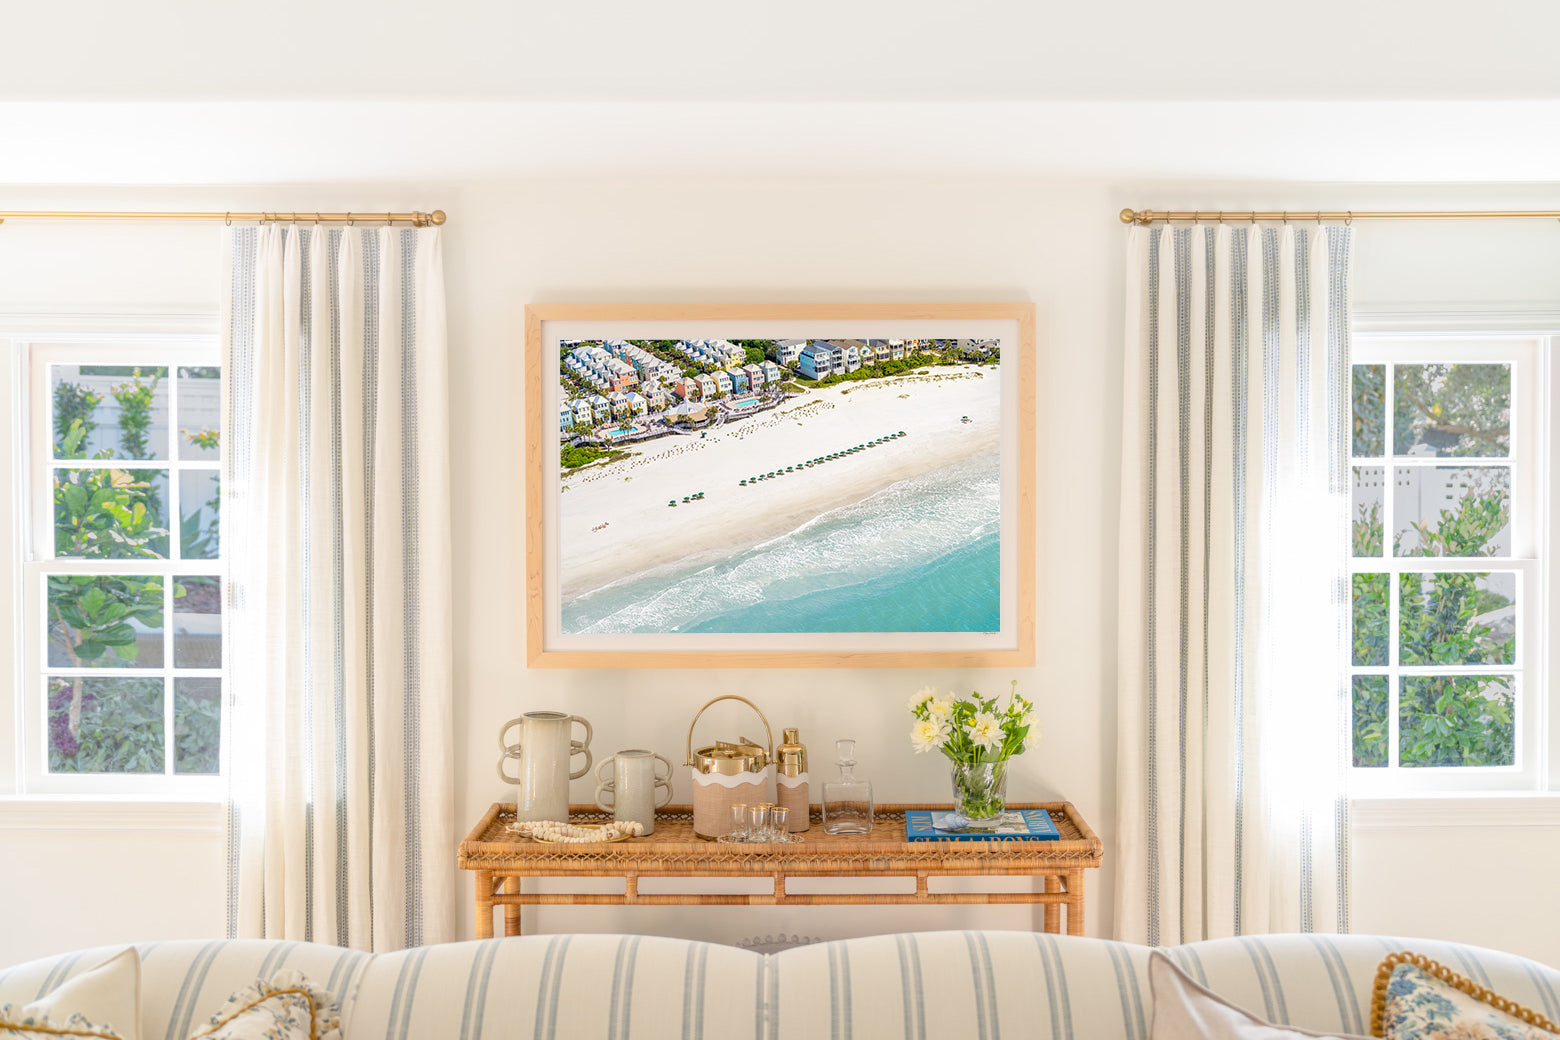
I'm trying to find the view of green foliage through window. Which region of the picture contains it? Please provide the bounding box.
[1351,359,1518,772]
[43,362,223,778]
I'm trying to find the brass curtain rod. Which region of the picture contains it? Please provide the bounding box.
[0,209,446,227]
[1121,207,1560,226]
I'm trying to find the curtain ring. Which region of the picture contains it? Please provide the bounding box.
[1346,211,1354,226]
[1282,211,1289,224]
[386,211,392,226]
[1217,210,1225,225]
[224,212,232,227]
[346,211,354,226]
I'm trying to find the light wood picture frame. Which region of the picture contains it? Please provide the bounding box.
[525,303,1037,668]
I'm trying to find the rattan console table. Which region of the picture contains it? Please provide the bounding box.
[459,801,1103,938]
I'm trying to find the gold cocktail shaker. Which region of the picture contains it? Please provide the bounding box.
[776,727,810,832]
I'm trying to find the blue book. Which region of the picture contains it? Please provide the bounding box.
[904,808,1060,842]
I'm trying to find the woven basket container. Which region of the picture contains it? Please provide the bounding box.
[685,695,774,840]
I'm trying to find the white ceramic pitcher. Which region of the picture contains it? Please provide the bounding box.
[594,749,674,835]
[497,711,594,822]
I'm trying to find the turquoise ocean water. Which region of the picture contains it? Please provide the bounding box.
[561,452,1000,634]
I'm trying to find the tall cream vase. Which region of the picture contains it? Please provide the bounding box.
[498,711,594,822]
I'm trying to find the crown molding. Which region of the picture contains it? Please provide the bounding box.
[0,309,217,337]
[1353,302,1560,335]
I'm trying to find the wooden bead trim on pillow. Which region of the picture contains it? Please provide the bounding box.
[1370,951,1560,1038]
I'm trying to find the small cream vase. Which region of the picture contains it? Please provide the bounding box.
[685,695,774,840]
[594,749,674,834]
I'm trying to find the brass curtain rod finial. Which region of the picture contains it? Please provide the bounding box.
[1118,208,1137,225]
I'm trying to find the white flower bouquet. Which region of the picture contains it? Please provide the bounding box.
[908,680,1036,824]
[907,680,1035,764]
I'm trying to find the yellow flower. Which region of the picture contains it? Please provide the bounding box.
[908,685,938,712]
[927,697,955,725]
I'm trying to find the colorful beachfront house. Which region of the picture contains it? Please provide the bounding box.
[641,383,668,410]
[742,363,767,388]
[888,339,908,360]
[670,377,698,401]
[772,339,805,366]
[796,341,843,379]
[729,369,750,393]
[559,401,575,431]
[695,373,718,399]
[587,394,612,423]
[625,392,648,416]
[571,399,595,428]
[605,358,639,391]
[761,360,783,384]
[608,391,633,419]
[712,370,734,396]
[843,346,863,373]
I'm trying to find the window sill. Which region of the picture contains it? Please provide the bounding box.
[0,797,223,831]
[1351,794,1560,828]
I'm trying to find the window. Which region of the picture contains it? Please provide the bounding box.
[1349,335,1544,793]
[17,339,224,796]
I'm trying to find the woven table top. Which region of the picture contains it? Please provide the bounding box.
[459,802,1103,875]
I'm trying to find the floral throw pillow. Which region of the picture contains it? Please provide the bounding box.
[0,1006,127,1040]
[1373,953,1560,1040]
[186,972,341,1040]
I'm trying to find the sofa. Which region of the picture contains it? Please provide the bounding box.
[2,930,1557,1039]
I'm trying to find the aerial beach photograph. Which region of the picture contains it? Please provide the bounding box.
[553,336,1003,635]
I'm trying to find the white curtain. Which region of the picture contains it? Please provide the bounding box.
[1115,223,1354,945]
[221,223,455,950]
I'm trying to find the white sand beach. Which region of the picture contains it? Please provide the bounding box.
[557,365,1001,604]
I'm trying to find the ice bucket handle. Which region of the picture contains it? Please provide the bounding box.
[684,695,774,766]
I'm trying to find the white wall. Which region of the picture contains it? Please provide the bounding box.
[0,179,1556,968]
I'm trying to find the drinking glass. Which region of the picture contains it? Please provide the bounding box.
[729,802,751,841]
[748,803,773,842]
[769,805,790,841]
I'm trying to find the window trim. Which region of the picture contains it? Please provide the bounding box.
[2,318,224,801]
[1348,319,1552,797]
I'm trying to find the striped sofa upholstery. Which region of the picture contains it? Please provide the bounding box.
[2,931,1556,1040]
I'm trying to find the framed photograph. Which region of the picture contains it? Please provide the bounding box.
[525,303,1036,668]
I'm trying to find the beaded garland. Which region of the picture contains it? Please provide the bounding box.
[507,819,645,843]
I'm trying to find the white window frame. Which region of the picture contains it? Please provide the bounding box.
[1349,325,1549,797]
[8,327,224,800]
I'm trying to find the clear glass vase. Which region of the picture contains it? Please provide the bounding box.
[949,759,1009,828]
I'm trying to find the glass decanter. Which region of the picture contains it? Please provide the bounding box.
[821,738,873,834]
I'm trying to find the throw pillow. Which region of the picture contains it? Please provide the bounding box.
[0,947,140,1040]
[186,972,341,1040]
[1372,952,1560,1039]
[1150,952,1370,1039]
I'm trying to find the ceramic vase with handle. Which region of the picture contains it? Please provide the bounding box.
[497,711,594,822]
[594,749,674,835]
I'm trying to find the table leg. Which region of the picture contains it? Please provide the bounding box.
[503,876,522,937]
[1066,870,1085,936]
[1043,875,1061,933]
[475,870,495,939]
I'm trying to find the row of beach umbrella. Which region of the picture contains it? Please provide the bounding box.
[739,431,907,486]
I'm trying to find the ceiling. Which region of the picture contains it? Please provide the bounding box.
[5,0,1560,185]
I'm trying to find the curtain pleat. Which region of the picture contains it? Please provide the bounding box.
[222,223,455,951]
[1115,223,1353,945]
